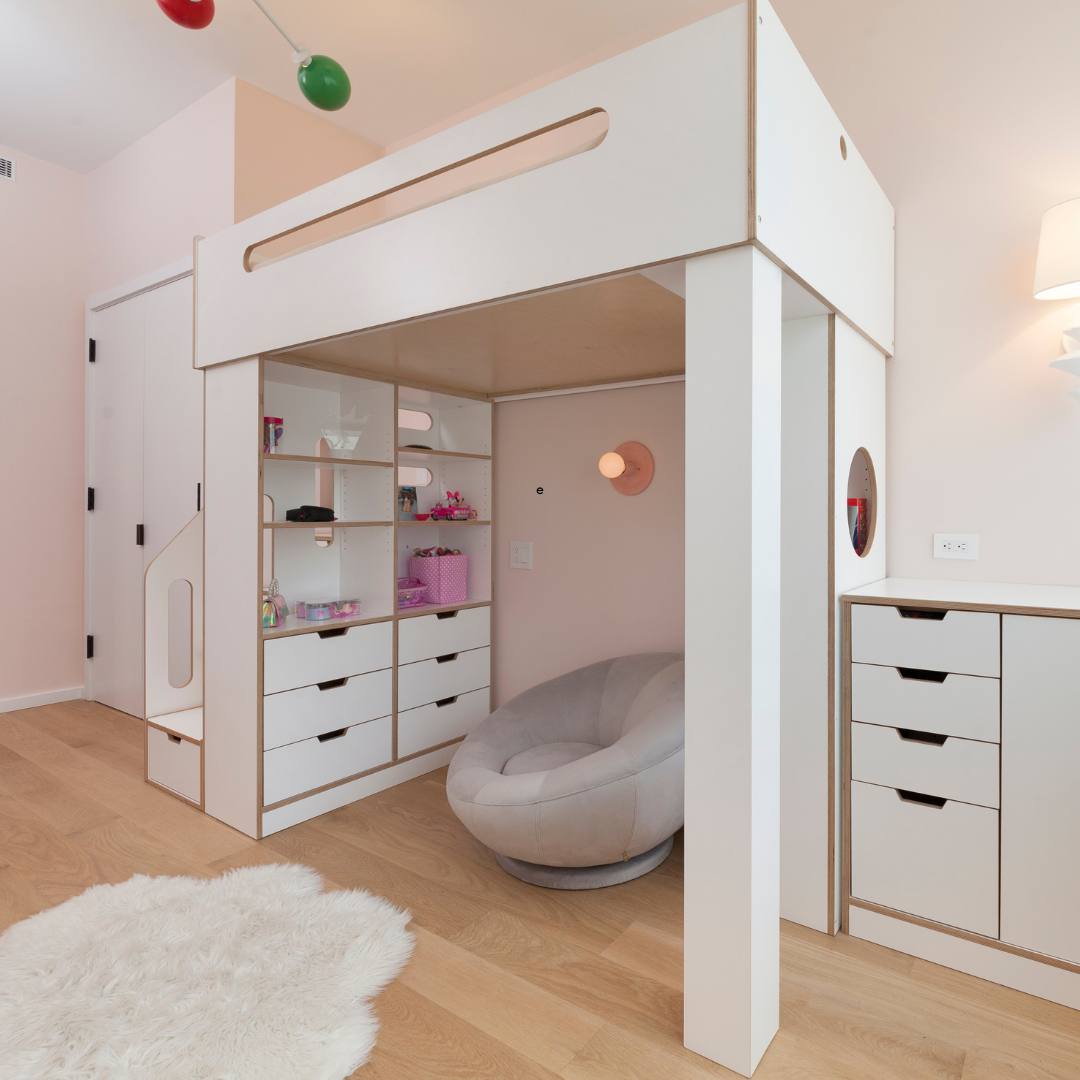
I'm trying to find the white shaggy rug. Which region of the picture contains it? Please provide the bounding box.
[0,863,414,1080]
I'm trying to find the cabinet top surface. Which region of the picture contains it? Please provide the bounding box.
[843,577,1080,616]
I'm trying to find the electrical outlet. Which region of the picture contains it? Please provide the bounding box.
[934,533,979,560]
[509,540,533,569]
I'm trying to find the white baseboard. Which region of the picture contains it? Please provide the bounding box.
[260,743,458,837]
[849,906,1080,1010]
[0,686,85,714]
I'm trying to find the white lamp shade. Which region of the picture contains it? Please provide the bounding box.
[1034,197,1080,299]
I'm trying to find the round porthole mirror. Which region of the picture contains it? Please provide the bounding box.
[846,447,876,557]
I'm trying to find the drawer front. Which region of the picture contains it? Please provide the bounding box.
[398,687,491,758]
[851,604,1000,677]
[851,662,999,743]
[398,606,491,665]
[263,621,392,694]
[398,646,491,712]
[263,714,392,806]
[263,667,392,751]
[851,721,999,808]
[147,725,201,804]
[851,779,998,937]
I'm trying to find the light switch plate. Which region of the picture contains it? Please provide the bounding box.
[509,540,533,569]
[934,533,979,560]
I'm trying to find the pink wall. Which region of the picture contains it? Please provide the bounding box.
[492,382,685,706]
[86,80,235,296]
[0,145,87,705]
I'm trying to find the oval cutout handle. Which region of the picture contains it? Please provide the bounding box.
[897,788,946,808]
[435,696,458,708]
[897,728,948,746]
[436,610,459,620]
[896,607,947,621]
[897,667,948,683]
[317,728,348,742]
[317,677,348,691]
[436,652,459,664]
[317,627,349,639]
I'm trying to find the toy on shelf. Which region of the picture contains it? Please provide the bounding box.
[297,598,362,621]
[409,547,467,605]
[261,579,290,627]
[429,491,478,521]
[263,417,283,454]
[397,578,430,609]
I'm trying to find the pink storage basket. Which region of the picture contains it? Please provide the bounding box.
[408,554,467,605]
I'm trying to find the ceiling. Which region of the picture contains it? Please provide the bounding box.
[0,0,721,173]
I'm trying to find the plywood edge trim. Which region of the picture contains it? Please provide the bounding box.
[146,719,204,745]
[145,775,203,811]
[847,899,1080,976]
[839,595,1080,619]
[396,599,492,621]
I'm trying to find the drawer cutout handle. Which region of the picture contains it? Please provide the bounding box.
[168,733,182,744]
[896,607,947,621]
[897,667,948,683]
[436,610,459,620]
[897,728,948,746]
[317,728,348,742]
[896,788,947,808]
[436,652,459,664]
[317,677,349,691]
[317,627,349,639]
[435,696,458,708]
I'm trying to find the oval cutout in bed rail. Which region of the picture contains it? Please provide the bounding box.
[244,108,609,272]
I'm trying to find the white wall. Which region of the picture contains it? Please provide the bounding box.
[492,382,685,706]
[773,0,1080,587]
[0,145,87,708]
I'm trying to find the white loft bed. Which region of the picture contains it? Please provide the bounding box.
[178,2,894,1074]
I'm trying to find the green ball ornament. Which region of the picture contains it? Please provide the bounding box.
[297,55,351,111]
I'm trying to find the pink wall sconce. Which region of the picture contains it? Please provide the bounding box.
[598,441,654,495]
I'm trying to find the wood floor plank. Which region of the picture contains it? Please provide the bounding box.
[600,920,682,991]
[28,702,145,781]
[561,1023,735,1080]
[0,755,120,836]
[69,817,212,884]
[359,981,562,1080]
[0,864,49,934]
[400,925,604,1072]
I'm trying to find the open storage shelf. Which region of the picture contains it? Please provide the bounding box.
[263,454,393,468]
[263,610,395,639]
[266,521,394,529]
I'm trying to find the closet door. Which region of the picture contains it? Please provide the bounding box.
[88,296,145,717]
[142,278,202,565]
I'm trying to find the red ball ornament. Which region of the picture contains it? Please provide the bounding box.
[157,0,215,30]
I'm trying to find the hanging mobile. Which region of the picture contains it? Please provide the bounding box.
[249,0,352,111]
[157,0,215,30]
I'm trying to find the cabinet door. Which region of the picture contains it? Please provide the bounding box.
[1001,614,1080,963]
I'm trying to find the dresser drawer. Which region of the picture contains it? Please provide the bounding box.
[398,646,490,712]
[398,606,490,665]
[263,667,392,751]
[851,721,999,808]
[851,604,1000,677]
[851,779,998,937]
[263,714,392,806]
[263,621,392,694]
[147,725,201,804]
[851,662,999,742]
[398,687,491,758]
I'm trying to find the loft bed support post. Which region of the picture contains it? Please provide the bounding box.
[684,245,782,1075]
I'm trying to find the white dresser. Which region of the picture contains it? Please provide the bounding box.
[842,578,1080,1007]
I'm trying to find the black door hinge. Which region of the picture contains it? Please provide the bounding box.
[88,338,96,363]
[87,487,95,511]
[86,635,94,659]
[196,482,201,511]
[136,523,144,546]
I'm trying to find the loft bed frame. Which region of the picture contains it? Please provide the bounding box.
[189,2,893,1074]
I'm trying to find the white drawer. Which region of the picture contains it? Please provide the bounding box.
[398,646,490,712]
[147,725,201,804]
[851,604,1000,677]
[851,662,999,742]
[851,721,999,808]
[398,687,491,758]
[398,606,490,665]
[263,714,392,806]
[851,779,998,937]
[263,621,392,694]
[263,667,392,751]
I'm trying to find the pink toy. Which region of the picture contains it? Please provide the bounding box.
[408,553,467,605]
[397,577,429,609]
[430,491,473,521]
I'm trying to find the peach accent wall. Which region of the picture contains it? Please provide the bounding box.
[492,382,685,707]
[86,80,235,296]
[0,145,87,703]
[233,79,382,223]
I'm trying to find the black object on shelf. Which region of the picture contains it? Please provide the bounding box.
[285,505,336,522]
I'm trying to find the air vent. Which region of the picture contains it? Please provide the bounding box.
[0,157,14,182]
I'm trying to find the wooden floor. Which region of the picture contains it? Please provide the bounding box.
[2,701,1080,1079]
